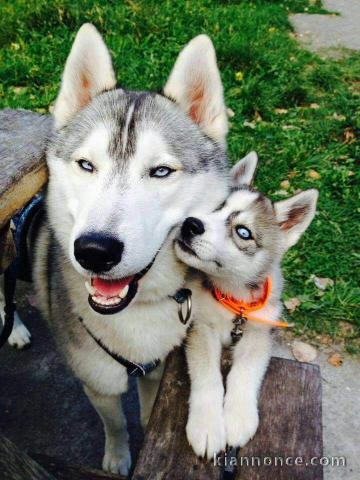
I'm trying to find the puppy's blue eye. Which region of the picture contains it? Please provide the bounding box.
[236,225,252,240]
[77,159,95,173]
[150,166,174,178]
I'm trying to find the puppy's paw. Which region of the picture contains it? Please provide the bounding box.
[8,314,31,349]
[103,446,131,476]
[224,394,259,448]
[186,388,225,460]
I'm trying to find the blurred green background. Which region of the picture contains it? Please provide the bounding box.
[0,0,359,351]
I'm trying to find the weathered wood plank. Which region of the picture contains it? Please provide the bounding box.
[0,109,51,230]
[134,350,322,480]
[234,357,323,480]
[31,453,126,480]
[0,435,56,480]
[132,347,223,480]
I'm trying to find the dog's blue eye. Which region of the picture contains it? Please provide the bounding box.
[77,159,95,173]
[150,166,174,178]
[236,225,252,240]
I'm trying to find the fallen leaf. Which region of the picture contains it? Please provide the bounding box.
[254,111,262,122]
[310,103,320,109]
[311,275,334,290]
[338,321,356,337]
[284,297,301,313]
[243,120,256,129]
[227,108,235,118]
[12,86,26,95]
[343,128,355,144]
[318,334,332,346]
[348,170,355,176]
[235,71,244,82]
[274,189,289,196]
[327,352,343,367]
[307,169,321,180]
[288,170,298,179]
[275,108,288,114]
[292,341,317,363]
[332,113,346,121]
[282,125,298,130]
[280,179,290,190]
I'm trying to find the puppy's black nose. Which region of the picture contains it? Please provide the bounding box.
[181,217,205,239]
[74,233,124,273]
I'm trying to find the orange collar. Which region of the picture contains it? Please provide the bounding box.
[212,277,290,328]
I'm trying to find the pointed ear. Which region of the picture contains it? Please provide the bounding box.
[164,35,228,144]
[275,189,318,249]
[230,151,258,186]
[53,24,116,129]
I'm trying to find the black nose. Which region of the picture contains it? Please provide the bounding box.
[74,233,124,273]
[181,217,205,240]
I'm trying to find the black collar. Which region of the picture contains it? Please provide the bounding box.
[78,288,192,377]
[78,317,160,377]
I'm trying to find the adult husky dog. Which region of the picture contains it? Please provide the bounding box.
[32,24,229,474]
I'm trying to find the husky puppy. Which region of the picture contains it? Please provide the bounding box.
[174,152,318,459]
[31,24,230,474]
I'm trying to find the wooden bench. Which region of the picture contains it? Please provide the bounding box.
[0,109,323,479]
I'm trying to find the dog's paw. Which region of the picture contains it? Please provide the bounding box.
[8,314,31,349]
[186,389,225,460]
[103,447,131,476]
[224,394,259,448]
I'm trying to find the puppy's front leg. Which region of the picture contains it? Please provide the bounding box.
[186,323,225,459]
[224,326,271,448]
[84,385,131,476]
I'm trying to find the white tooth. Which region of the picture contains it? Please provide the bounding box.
[119,285,129,299]
[85,281,96,295]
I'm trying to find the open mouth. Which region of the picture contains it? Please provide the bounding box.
[84,259,155,315]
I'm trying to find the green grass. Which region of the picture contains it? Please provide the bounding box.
[0,0,359,351]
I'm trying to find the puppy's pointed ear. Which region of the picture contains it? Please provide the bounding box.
[53,24,116,129]
[275,189,318,249]
[164,35,228,144]
[230,151,258,186]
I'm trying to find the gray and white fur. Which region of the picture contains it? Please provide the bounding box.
[31,24,230,475]
[175,152,318,459]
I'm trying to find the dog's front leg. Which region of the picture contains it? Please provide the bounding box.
[84,385,131,476]
[137,362,165,429]
[186,323,225,459]
[224,326,272,448]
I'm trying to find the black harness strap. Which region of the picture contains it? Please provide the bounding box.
[1,196,44,348]
[78,316,160,377]
[0,267,17,348]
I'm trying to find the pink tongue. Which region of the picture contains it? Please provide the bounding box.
[93,277,134,297]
